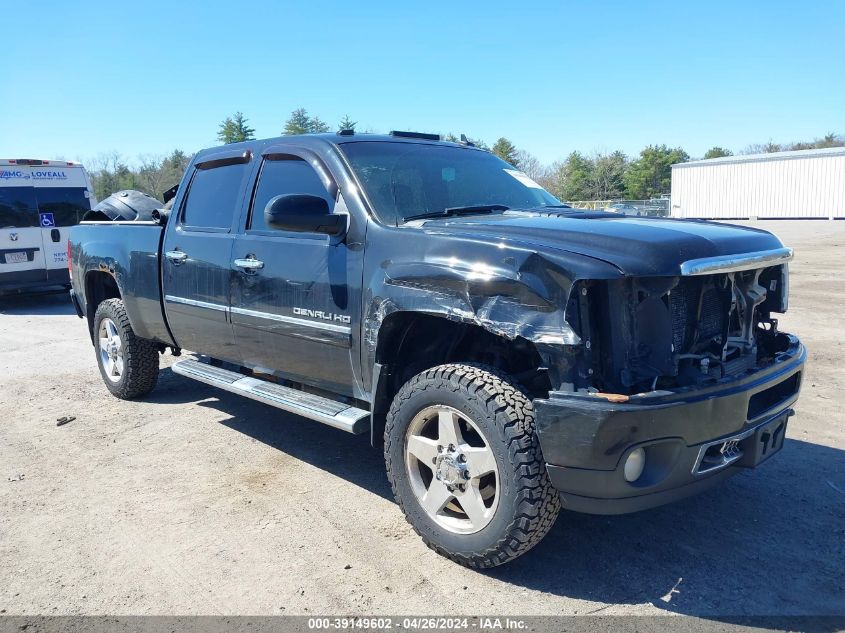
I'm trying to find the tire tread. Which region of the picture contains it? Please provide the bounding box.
[384,363,561,568]
[94,298,159,399]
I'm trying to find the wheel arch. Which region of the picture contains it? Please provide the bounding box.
[369,311,551,447]
[84,270,121,343]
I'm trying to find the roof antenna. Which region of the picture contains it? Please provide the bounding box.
[460,134,476,147]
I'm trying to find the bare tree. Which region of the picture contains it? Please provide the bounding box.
[136,154,169,199]
[585,151,627,199]
[514,150,549,183]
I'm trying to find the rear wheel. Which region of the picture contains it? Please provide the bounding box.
[384,363,560,568]
[93,298,159,399]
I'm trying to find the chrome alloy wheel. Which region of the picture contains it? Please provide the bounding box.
[404,405,499,534]
[98,317,124,383]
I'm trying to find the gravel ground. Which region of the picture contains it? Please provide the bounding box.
[0,220,843,619]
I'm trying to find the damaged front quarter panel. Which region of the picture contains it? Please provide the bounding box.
[379,255,579,344]
[361,229,625,390]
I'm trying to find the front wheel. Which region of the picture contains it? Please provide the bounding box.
[93,298,159,399]
[384,364,561,568]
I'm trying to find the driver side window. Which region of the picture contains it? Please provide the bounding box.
[248,157,335,231]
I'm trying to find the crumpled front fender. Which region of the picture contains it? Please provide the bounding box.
[361,229,625,390]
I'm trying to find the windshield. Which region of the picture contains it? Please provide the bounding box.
[340,142,561,224]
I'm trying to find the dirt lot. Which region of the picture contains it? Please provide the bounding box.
[0,221,843,619]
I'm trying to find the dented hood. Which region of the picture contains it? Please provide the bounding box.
[419,212,786,276]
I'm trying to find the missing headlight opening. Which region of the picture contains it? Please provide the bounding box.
[572,264,791,396]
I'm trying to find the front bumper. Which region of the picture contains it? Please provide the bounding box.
[534,335,806,515]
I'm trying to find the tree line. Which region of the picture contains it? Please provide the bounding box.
[87,149,192,203]
[481,132,843,200]
[87,107,843,203]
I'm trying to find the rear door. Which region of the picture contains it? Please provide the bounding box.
[31,165,93,282]
[161,149,253,361]
[0,166,47,285]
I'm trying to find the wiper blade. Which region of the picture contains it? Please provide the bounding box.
[407,204,509,221]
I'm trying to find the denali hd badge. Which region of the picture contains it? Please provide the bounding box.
[293,307,351,324]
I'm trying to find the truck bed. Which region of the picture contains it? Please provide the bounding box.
[69,221,173,346]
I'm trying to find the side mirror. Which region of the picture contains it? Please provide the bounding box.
[263,194,344,235]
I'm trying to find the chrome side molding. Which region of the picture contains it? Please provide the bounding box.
[680,247,793,276]
[164,294,228,312]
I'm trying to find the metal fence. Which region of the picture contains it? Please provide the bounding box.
[566,198,671,216]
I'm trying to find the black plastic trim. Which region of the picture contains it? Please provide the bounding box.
[551,465,737,515]
[534,339,806,471]
[195,149,252,170]
[260,145,339,200]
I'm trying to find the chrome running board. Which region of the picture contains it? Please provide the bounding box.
[171,359,369,434]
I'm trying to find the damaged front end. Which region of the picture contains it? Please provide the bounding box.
[569,262,793,396]
[534,250,805,513]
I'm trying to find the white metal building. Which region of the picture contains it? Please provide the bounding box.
[671,147,845,220]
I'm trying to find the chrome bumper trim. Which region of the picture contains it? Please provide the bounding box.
[680,247,793,276]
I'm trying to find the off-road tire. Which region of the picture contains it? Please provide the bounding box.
[384,363,561,568]
[93,298,159,399]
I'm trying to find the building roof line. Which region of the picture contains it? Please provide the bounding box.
[674,146,845,169]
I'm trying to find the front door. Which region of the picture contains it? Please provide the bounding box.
[162,151,253,362]
[230,148,360,396]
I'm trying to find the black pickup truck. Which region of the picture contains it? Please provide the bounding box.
[69,132,805,567]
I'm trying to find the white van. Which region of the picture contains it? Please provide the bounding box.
[0,159,96,293]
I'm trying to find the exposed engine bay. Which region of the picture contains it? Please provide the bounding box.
[573,264,792,395]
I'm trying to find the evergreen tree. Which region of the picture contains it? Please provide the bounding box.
[492,137,520,167]
[623,145,689,198]
[816,132,842,148]
[704,147,733,159]
[284,108,332,134]
[165,149,191,173]
[284,108,312,135]
[310,116,330,133]
[338,115,357,131]
[548,151,592,201]
[217,112,255,144]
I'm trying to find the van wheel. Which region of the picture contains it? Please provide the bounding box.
[384,364,561,568]
[93,298,159,399]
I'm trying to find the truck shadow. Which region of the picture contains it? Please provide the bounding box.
[150,368,843,618]
[150,367,392,500]
[0,290,75,316]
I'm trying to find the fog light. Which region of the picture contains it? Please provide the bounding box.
[624,447,646,482]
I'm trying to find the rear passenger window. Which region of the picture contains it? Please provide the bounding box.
[182,163,249,230]
[0,187,38,227]
[34,187,90,226]
[249,158,335,231]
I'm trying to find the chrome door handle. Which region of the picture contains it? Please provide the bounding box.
[165,250,188,264]
[234,257,264,271]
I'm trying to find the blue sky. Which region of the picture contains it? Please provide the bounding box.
[1,0,842,165]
